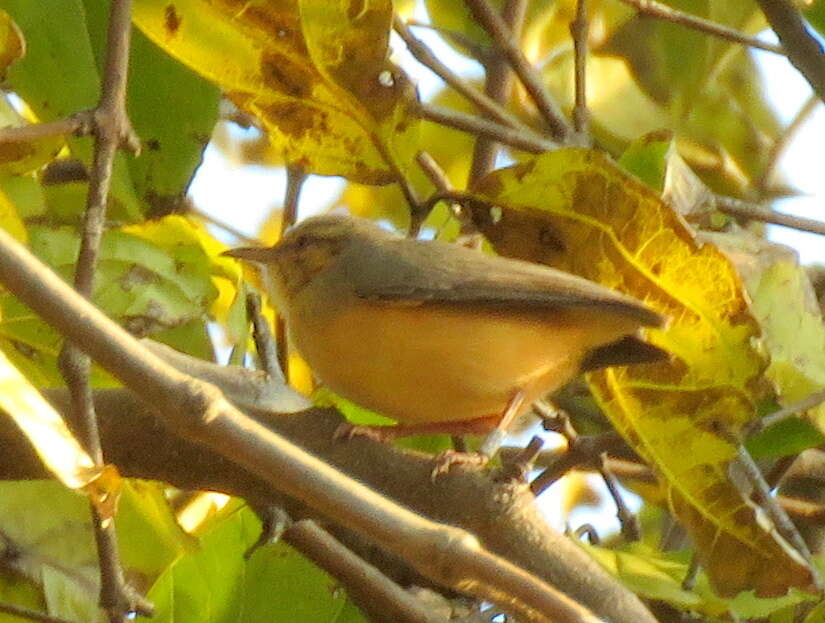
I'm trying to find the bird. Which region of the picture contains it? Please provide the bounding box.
[224,213,666,469]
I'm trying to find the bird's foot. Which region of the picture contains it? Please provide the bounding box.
[333,422,400,443]
[431,450,490,480]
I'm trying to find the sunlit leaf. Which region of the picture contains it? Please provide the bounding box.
[0,348,98,489]
[472,148,814,597]
[0,7,24,76]
[0,183,27,242]
[133,0,419,184]
[0,96,63,177]
[707,231,825,435]
[585,542,816,619]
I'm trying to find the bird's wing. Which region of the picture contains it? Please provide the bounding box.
[346,236,664,327]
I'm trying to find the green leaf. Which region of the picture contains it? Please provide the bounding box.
[707,231,825,437]
[3,0,142,221]
[747,417,825,460]
[82,0,220,215]
[618,131,672,191]
[116,480,197,577]
[147,504,347,623]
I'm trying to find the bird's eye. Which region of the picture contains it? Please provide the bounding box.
[295,236,308,248]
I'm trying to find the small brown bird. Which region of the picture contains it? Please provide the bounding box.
[225,214,665,465]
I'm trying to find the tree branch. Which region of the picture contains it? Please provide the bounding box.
[285,520,446,623]
[55,1,144,620]
[468,0,528,185]
[715,196,825,238]
[620,0,785,55]
[393,17,531,135]
[417,103,556,154]
[463,0,573,142]
[570,0,590,136]
[757,0,825,103]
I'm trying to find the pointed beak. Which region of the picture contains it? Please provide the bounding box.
[221,246,279,263]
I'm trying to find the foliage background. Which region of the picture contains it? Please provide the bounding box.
[0,0,824,622]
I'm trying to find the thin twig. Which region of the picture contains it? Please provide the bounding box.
[0,113,93,144]
[463,0,573,142]
[497,435,544,482]
[681,555,700,591]
[779,495,825,522]
[394,17,530,134]
[416,151,475,234]
[531,401,625,495]
[570,0,590,136]
[0,228,607,623]
[405,19,495,62]
[246,292,282,381]
[277,165,305,380]
[757,0,825,103]
[57,1,146,620]
[715,196,825,238]
[732,444,819,583]
[571,524,599,545]
[756,94,819,192]
[416,151,452,194]
[417,102,557,153]
[744,387,825,437]
[619,0,785,55]
[468,0,528,185]
[598,453,640,542]
[0,602,75,623]
[285,520,446,623]
[189,205,257,244]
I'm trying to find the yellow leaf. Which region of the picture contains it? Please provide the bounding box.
[708,231,825,433]
[0,94,63,177]
[472,148,814,597]
[0,8,24,77]
[133,0,419,184]
[0,185,27,243]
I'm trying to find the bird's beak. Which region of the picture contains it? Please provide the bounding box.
[221,246,278,263]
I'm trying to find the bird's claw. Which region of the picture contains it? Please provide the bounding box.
[431,450,489,480]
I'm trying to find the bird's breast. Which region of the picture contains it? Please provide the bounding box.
[287,295,641,425]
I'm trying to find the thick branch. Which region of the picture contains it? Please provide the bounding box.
[0,385,657,623]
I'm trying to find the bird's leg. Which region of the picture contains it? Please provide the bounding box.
[431,389,527,478]
[334,415,500,443]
